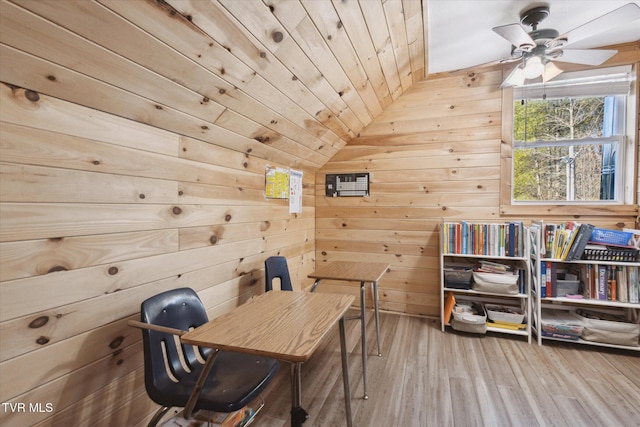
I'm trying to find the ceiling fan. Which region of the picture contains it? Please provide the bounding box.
[493,2,640,88]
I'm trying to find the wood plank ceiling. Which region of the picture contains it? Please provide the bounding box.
[1,0,426,170]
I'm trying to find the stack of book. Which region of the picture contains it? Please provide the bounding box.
[477,260,511,274]
[540,309,583,340]
[531,221,639,262]
[539,261,638,302]
[581,264,639,303]
[530,221,594,261]
[442,221,525,257]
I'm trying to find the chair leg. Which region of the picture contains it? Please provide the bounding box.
[147,406,172,427]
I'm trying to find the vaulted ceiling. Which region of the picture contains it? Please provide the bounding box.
[0,0,426,171]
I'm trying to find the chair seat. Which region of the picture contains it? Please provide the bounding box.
[148,350,279,413]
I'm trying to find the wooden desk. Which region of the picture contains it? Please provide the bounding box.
[181,291,355,427]
[308,261,390,399]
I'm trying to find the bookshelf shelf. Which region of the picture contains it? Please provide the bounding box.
[535,292,640,309]
[443,288,528,299]
[541,257,639,267]
[529,223,640,351]
[486,326,529,336]
[531,333,640,351]
[440,221,532,343]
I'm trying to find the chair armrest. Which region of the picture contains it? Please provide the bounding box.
[127,319,187,336]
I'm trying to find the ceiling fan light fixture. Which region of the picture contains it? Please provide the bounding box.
[524,56,545,79]
[488,3,640,88]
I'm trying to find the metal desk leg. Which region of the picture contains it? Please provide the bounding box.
[360,281,368,400]
[184,349,220,419]
[372,281,382,357]
[290,362,309,427]
[339,317,353,427]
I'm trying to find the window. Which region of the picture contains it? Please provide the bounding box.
[501,65,637,213]
[513,95,624,202]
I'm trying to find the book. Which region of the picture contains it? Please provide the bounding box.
[487,320,527,330]
[560,224,580,260]
[607,265,616,301]
[546,261,554,298]
[461,221,468,254]
[584,264,593,299]
[597,265,607,300]
[555,229,574,259]
[565,223,595,261]
[444,292,456,324]
[629,266,639,303]
[540,261,547,298]
[508,222,516,257]
[545,224,557,256]
[617,265,627,303]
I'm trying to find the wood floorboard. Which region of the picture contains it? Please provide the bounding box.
[254,312,639,427]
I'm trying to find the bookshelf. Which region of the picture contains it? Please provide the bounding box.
[439,221,532,342]
[529,223,640,351]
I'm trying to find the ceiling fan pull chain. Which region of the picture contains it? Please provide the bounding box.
[523,91,528,142]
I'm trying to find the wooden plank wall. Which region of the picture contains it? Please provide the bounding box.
[0,0,428,425]
[0,83,318,426]
[316,67,639,318]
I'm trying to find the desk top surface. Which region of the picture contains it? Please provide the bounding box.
[308,261,390,283]
[181,291,354,362]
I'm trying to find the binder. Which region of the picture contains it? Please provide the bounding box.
[565,224,595,261]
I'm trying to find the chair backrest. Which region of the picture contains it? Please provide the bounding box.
[140,287,209,403]
[265,256,293,292]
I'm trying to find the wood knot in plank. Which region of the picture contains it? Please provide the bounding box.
[109,336,125,349]
[36,336,50,345]
[272,31,283,43]
[24,90,40,102]
[29,316,49,329]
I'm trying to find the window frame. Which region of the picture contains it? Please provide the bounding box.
[499,64,639,217]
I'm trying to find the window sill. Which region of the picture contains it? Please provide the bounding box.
[500,204,639,217]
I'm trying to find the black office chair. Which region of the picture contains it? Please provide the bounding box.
[131,287,279,427]
[265,256,294,292]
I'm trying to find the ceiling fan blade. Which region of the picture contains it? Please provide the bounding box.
[492,24,536,51]
[550,3,640,49]
[551,49,617,66]
[500,65,525,88]
[448,56,521,75]
[543,62,563,83]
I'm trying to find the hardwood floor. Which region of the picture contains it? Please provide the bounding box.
[255,309,640,427]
